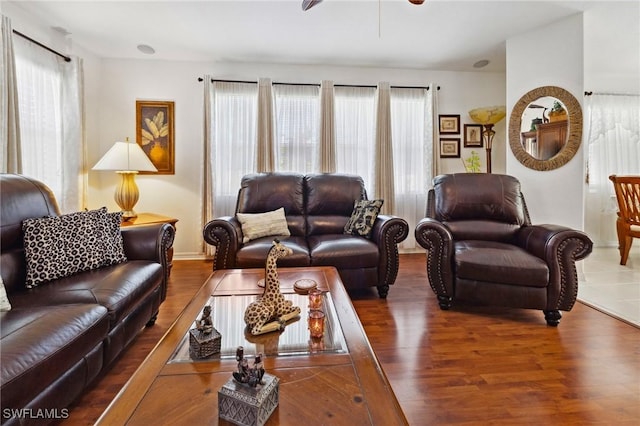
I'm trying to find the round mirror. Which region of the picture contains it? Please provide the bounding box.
[509,86,582,171]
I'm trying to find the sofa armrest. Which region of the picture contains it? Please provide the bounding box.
[515,224,593,311]
[415,218,454,300]
[203,216,243,270]
[370,215,408,290]
[121,223,175,302]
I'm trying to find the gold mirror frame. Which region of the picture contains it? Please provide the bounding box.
[509,86,582,171]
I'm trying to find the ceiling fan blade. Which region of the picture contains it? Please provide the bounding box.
[302,0,323,11]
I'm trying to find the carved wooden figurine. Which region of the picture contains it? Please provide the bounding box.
[196,305,213,337]
[244,239,301,335]
[232,346,265,388]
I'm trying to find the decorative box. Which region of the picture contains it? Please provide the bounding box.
[218,373,279,426]
[188,327,221,359]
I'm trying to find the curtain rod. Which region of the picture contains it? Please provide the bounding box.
[197,77,439,91]
[584,91,639,97]
[12,30,71,62]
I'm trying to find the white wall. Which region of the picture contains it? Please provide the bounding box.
[506,14,585,230]
[87,60,505,258]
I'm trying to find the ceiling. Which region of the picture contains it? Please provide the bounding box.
[8,0,615,72]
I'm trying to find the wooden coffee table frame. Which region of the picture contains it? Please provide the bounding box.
[97,267,408,425]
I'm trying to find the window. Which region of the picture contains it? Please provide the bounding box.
[273,84,320,172]
[210,81,258,216]
[391,87,433,249]
[14,35,84,212]
[334,86,376,194]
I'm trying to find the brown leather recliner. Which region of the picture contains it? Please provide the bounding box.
[203,172,409,298]
[415,173,593,326]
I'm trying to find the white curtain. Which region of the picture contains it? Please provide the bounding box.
[1,15,21,173]
[374,82,395,214]
[334,85,376,195]
[256,77,274,172]
[13,34,85,212]
[202,75,215,256]
[273,83,320,173]
[319,80,336,173]
[207,81,258,219]
[431,85,441,176]
[585,93,640,246]
[391,85,434,250]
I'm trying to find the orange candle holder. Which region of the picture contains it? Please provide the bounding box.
[308,288,323,312]
[308,310,325,338]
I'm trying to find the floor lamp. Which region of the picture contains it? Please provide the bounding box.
[468,106,506,173]
[92,140,157,220]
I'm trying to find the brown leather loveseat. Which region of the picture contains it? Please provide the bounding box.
[203,173,409,298]
[0,174,174,425]
[415,173,593,326]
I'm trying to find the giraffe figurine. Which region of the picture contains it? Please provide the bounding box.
[244,239,301,335]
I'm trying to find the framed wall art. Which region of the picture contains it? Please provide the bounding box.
[136,100,175,174]
[439,114,460,134]
[464,124,484,147]
[440,138,460,158]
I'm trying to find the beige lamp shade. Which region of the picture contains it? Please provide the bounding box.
[92,141,157,172]
[93,141,157,220]
[468,106,507,125]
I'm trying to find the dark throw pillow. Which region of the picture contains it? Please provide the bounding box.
[343,199,384,239]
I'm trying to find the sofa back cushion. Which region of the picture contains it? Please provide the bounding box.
[236,173,306,236]
[433,173,526,242]
[0,174,61,295]
[305,174,366,235]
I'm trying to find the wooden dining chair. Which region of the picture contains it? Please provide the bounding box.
[609,175,640,265]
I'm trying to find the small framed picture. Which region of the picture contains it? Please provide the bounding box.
[136,100,175,174]
[439,114,460,134]
[440,138,460,158]
[464,124,484,147]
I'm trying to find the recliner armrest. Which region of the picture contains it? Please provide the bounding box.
[515,224,593,311]
[415,217,454,298]
[515,224,593,263]
[203,216,243,270]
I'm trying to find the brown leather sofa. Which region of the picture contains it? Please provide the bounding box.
[415,173,593,326]
[0,174,175,425]
[203,173,409,298]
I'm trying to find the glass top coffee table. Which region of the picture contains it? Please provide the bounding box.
[97,266,407,425]
[169,292,347,362]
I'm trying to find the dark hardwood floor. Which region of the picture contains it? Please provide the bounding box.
[62,254,640,425]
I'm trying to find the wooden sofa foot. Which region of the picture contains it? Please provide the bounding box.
[437,295,453,310]
[146,313,158,327]
[544,310,562,326]
[377,285,389,299]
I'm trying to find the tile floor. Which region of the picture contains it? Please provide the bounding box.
[578,245,640,327]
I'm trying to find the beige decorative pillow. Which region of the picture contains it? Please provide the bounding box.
[0,276,11,311]
[236,207,290,243]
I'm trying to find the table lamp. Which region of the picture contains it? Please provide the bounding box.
[468,105,506,173]
[92,139,157,220]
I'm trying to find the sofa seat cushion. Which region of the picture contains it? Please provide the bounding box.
[8,261,162,328]
[236,236,310,268]
[0,304,109,409]
[308,234,379,269]
[455,240,549,288]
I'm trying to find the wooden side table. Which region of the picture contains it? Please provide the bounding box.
[120,213,178,271]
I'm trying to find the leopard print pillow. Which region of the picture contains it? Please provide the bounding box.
[22,207,126,288]
[343,199,384,239]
